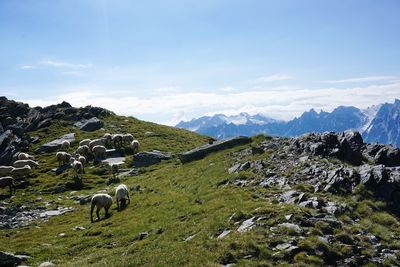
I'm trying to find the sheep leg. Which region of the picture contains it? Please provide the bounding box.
[96,207,100,221]
[90,204,95,223]
[117,199,120,211]
[105,207,110,218]
[127,194,130,205]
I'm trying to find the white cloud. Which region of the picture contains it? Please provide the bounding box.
[220,86,237,92]
[326,76,397,84]
[17,81,400,126]
[255,74,293,83]
[41,60,92,69]
[21,65,35,69]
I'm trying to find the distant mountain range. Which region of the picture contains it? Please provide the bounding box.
[176,99,400,147]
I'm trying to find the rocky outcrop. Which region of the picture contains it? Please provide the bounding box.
[179,136,252,163]
[0,97,113,160]
[0,251,30,267]
[35,133,75,153]
[74,117,104,132]
[133,151,173,167]
[292,130,400,167]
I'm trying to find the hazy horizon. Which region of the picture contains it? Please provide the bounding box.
[1,0,399,125]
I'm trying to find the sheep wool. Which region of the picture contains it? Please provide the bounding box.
[115,184,130,210]
[0,166,15,177]
[90,193,113,222]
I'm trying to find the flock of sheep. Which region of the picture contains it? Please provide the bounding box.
[0,132,140,222]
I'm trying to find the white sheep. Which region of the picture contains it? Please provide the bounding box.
[122,134,134,145]
[76,155,86,166]
[115,184,130,210]
[79,139,91,147]
[56,152,72,166]
[108,164,119,179]
[0,176,16,195]
[0,166,15,177]
[17,152,34,160]
[112,134,123,148]
[10,165,31,179]
[89,138,106,149]
[130,140,140,153]
[92,145,106,160]
[90,193,113,222]
[75,145,90,158]
[61,140,70,151]
[103,133,112,147]
[13,159,39,169]
[69,158,84,177]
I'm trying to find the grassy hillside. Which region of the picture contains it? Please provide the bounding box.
[1,115,400,266]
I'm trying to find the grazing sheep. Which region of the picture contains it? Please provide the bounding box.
[122,134,134,145]
[92,145,107,160]
[10,165,31,179]
[103,133,112,147]
[69,158,84,177]
[13,159,39,169]
[90,193,113,222]
[89,138,106,149]
[76,155,86,166]
[0,166,15,177]
[115,184,130,210]
[17,152,34,160]
[108,164,119,179]
[112,134,123,148]
[61,140,70,151]
[75,145,90,158]
[130,140,140,153]
[79,139,91,147]
[0,176,16,195]
[56,152,72,166]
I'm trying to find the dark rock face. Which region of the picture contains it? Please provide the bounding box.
[0,97,112,134]
[0,130,16,165]
[179,136,252,163]
[0,97,113,160]
[0,251,30,266]
[133,151,173,167]
[338,131,364,164]
[35,133,75,153]
[74,117,104,132]
[323,167,359,194]
[358,164,400,201]
[374,146,400,167]
[292,131,364,165]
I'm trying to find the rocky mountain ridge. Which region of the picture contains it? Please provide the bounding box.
[176,100,399,148]
[0,96,113,165]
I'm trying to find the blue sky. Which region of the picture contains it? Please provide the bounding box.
[1,0,399,125]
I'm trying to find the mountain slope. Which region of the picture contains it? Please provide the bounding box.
[363,99,400,146]
[2,98,400,266]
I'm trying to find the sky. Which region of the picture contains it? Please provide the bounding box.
[1,0,399,125]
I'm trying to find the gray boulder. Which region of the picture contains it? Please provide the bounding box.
[133,151,173,167]
[0,251,30,266]
[358,164,400,201]
[179,136,251,163]
[74,117,103,132]
[0,130,17,165]
[35,133,75,153]
[338,130,364,164]
[375,146,400,167]
[359,164,387,186]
